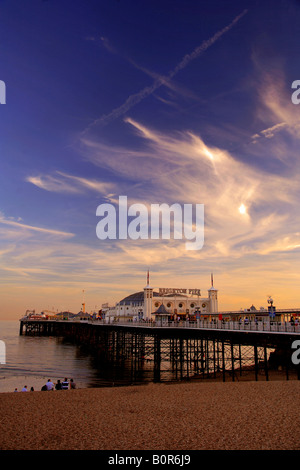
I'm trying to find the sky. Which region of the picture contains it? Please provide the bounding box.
[1,0,300,319]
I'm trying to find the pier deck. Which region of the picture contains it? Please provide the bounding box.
[19,318,300,383]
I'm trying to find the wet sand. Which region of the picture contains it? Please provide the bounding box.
[1,380,299,450]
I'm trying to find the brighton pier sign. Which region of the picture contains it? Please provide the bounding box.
[158,288,201,296]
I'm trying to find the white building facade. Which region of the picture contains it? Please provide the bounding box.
[104,273,218,322]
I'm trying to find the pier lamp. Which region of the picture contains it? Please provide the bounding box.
[194,308,201,320]
[268,296,275,320]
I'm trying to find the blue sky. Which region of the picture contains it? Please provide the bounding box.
[1,0,300,318]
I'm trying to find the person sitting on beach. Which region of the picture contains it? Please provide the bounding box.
[21,385,28,391]
[55,379,62,390]
[70,378,76,389]
[46,379,54,391]
[61,378,69,390]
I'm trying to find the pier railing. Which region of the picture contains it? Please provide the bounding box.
[89,318,300,334]
[20,317,300,335]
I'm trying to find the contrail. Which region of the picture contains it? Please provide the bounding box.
[85,9,248,130]
[170,9,247,77]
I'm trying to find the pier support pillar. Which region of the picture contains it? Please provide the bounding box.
[154,335,161,382]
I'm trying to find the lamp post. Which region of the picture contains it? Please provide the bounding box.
[268,296,275,325]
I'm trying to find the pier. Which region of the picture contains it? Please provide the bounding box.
[19,318,300,384]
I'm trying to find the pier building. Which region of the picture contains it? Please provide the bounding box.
[102,272,218,322]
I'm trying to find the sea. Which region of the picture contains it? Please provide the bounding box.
[0,321,135,393]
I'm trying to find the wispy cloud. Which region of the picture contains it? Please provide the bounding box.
[26,174,81,194]
[82,9,248,131]
[128,59,202,104]
[255,68,300,138]
[81,114,300,261]
[26,171,115,196]
[0,214,74,238]
[251,122,287,143]
[85,35,117,54]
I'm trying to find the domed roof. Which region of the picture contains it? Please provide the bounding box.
[119,291,159,305]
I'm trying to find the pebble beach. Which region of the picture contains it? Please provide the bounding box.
[1,380,300,451]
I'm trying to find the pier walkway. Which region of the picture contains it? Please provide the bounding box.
[95,318,300,335]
